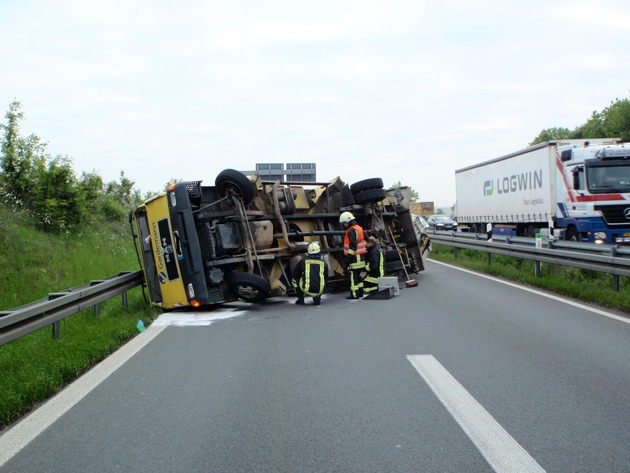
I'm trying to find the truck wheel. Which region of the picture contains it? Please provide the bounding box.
[525,225,537,238]
[215,169,255,206]
[228,273,271,302]
[566,227,579,242]
[341,184,355,206]
[353,188,386,204]
[350,178,384,194]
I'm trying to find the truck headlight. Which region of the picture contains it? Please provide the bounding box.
[594,232,606,244]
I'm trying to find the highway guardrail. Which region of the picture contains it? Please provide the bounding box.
[427,231,630,291]
[0,271,144,346]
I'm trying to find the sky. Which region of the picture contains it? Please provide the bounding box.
[1,0,629,208]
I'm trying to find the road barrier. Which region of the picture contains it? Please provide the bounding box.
[427,231,630,291]
[0,271,144,346]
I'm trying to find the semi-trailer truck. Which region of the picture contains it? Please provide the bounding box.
[455,139,630,244]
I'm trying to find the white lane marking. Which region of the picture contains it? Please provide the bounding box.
[428,259,630,325]
[407,355,545,473]
[0,325,166,467]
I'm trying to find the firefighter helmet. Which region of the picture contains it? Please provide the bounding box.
[307,241,321,255]
[339,211,354,224]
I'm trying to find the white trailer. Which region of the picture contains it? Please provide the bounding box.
[455,139,630,244]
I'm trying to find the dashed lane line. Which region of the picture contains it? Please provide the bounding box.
[408,354,546,473]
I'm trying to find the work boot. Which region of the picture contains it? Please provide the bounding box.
[346,295,359,300]
[313,296,321,305]
[296,297,305,305]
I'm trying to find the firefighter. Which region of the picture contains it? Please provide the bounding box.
[363,236,384,295]
[339,211,366,299]
[291,241,328,305]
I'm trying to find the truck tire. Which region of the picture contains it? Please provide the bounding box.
[353,188,386,204]
[525,225,537,238]
[227,272,271,302]
[215,169,255,206]
[565,227,579,242]
[341,184,355,206]
[350,178,384,194]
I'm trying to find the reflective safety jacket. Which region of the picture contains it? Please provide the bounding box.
[343,224,367,256]
[365,244,385,282]
[291,256,328,296]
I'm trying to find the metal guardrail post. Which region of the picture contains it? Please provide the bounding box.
[48,293,65,340]
[612,275,620,292]
[52,321,61,340]
[610,246,620,291]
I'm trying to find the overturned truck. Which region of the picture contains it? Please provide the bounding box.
[130,169,430,309]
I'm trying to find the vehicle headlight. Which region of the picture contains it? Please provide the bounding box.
[594,232,606,244]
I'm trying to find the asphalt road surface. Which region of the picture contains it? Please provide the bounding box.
[1,260,629,472]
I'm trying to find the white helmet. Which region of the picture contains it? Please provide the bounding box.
[339,211,354,224]
[307,241,321,255]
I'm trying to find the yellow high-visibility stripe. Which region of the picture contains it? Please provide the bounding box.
[300,259,326,296]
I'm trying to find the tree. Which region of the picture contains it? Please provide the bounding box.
[529,95,630,145]
[100,172,143,221]
[78,171,105,218]
[1,101,144,230]
[390,181,420,201]
[0,100,47,209]
[572,111,605,139]
[32,156,82,230]
[529,127,572,146]
[602,97,630,141]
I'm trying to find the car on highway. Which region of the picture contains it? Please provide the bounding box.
[426,214,458,231]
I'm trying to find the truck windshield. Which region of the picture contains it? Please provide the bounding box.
[586,161,630,194]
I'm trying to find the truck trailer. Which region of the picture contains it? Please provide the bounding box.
[455,139,630,244]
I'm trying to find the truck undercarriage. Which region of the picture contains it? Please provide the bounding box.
[131,169,430,309]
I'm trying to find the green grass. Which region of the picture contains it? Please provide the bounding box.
[429,243,630,313]
[0,206,161,430]
[0,208,138,310]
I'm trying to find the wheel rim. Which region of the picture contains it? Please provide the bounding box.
[234,284,265,301]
